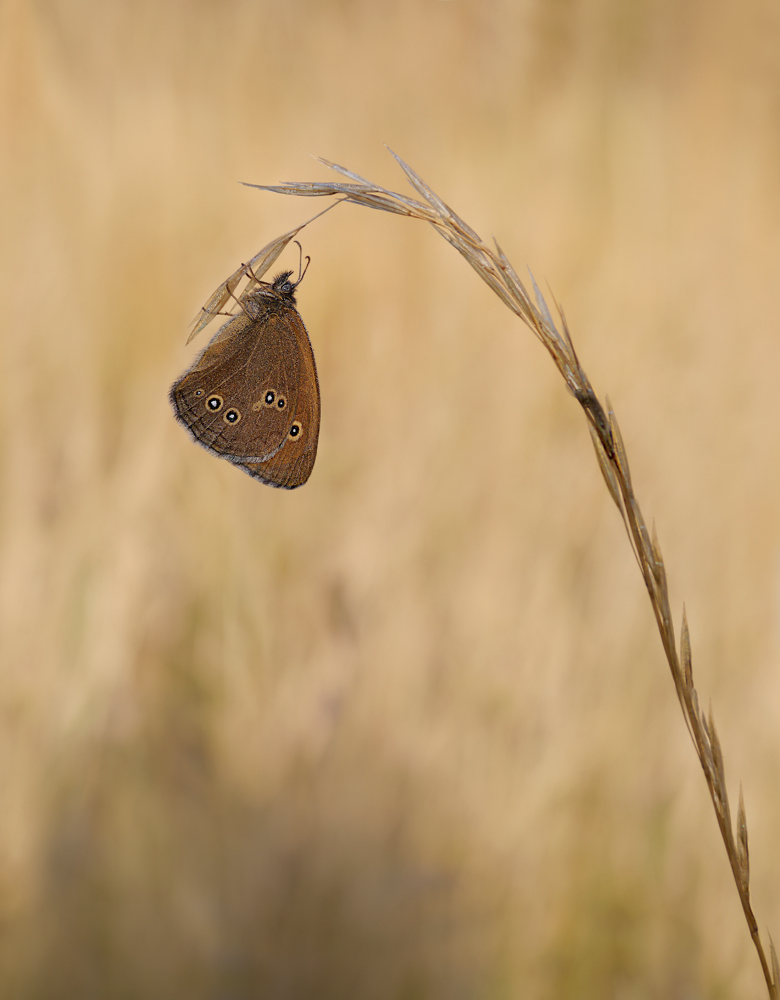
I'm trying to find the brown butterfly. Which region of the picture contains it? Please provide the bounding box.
[170,264,320,489]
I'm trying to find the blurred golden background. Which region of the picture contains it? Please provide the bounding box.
[2,0,780,996]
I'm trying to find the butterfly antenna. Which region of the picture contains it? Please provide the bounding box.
[292,240,311,286]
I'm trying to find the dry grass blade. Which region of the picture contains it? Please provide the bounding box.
[386,147,483,245]
[705,704,735,855]
[589,423,622,510]
[737,785,750,896]
[530,272,561,341]
[313,156,376,186]
[650,522,664,588]
[681,607,693,689]
[244,151,775,997]
[708,705,728,807]
[492,243,535,313]
[389,150,457,220]
[188,201,341,343]
[606,399,633,495]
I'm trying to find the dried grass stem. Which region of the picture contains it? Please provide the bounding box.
[193,152,777,996]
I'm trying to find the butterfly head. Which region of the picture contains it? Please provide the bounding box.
[272,270,298,302]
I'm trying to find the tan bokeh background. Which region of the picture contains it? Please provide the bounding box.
[2,0,780,996]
